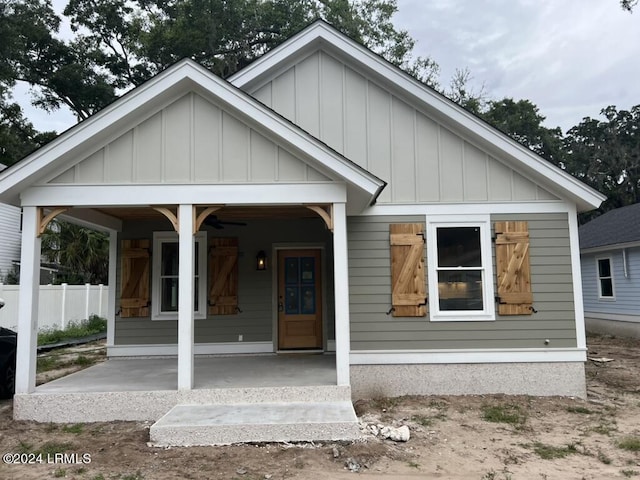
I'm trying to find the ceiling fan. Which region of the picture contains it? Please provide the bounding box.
[203,215,247,230]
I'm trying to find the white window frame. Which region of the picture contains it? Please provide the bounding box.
[426,214,495,321]
[152,231,207,320]
[596,256,615,300]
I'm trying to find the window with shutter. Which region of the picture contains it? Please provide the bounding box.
[495,221,534,315]
[426,215,495,321]
[390,223,427,317]
[151,232,207,320]
[208,237,239,315]
[120,239,150,318]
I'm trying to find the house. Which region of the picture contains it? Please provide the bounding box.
[0,21,604,443]
[579,203,640,339]
[0,163,21,282]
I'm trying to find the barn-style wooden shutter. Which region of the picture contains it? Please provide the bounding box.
[495,221,533,315]
[390,223,427,317]
[120,239,150,318]
[208,237,239,315]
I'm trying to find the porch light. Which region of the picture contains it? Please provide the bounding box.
[256,251,267,271]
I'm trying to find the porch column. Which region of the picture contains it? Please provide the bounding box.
[15,206,41,394]
[106,230,117,347]
[177,204,195,390]
[332,202,350,386]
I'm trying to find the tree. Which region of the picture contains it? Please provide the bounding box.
[564,105,640,221]
[40,220,109,284]
[480,98,564,167]
[621,0,638,11]
[0,100,56,166]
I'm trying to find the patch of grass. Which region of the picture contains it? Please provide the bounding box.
[38,315,107,346]
[532,442,577,460]
[408,461,420,469]
[590,416,618,436]
[597,449,612,464]
[17,441,33,453]
[618,436,640,452]
[411,414,433,427]
[62,423,84,434]
[33,441,75,456]
[37,356,61,372]
[53,468,66,478]
[371,396,399,412]
[91,475,105,480]
[74,355,92,366]
[621,469,640,477]
[567,405,593,414]
[482,404,526,426]
[120,472,145,480]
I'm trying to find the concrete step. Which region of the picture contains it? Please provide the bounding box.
[150,400,362,446]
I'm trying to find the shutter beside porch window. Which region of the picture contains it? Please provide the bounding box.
[120,239,150,318]
[208,237,239,315]
[390,223,427,317]
[495,221,533,315]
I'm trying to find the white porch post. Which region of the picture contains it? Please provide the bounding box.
[106,230,118,347]
[15,206,41,394]
[177,204,195,390]
[332,202,351,386]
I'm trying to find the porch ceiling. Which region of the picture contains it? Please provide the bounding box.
[94,205,321,222]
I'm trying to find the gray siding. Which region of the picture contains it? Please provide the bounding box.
[582,247,640,317]
[249,51,560,205]
[348,213,577,350]
[0,203,21,278]
[45,93,331,186]
[115,218,334,346]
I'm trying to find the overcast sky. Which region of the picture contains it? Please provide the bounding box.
[14,0,640,134]
[394,0,640,132]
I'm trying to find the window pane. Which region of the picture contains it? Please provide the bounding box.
[600,279,613,297]
[598,259,611,278]
[437,270,483,311]
[161,243,179,275]
[285,258,299,285]
[437,227,481,267]
[301,286,316,314]
[300,257,315,284]
[285,286,299,314]
[161,277,179,312]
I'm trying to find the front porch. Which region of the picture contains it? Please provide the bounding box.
[14,354,361,445]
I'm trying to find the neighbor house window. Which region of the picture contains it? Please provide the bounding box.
[426,215,495,321]
[152,232,207,320]
[597,257,615,299]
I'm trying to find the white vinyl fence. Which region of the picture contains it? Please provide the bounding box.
[0,283,109,331]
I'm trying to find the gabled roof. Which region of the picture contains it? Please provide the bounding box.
[579,203,640,251]
[0,58,385,211]
[230,20,606,213]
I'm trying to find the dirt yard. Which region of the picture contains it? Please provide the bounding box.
[1,335,639,480]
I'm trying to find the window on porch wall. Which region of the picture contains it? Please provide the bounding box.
[152,232,207,320]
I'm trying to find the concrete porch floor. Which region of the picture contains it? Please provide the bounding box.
[36,353,337,393]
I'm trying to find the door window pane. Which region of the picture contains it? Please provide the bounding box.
[285,258,298,285]
[300,257,315,284]
[301,286,316,314]
[285,286,299,314]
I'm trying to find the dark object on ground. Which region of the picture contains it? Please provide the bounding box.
[0,326,17,399]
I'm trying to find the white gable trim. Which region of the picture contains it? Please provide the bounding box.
[230,21,605,213]
[0,60,384,211]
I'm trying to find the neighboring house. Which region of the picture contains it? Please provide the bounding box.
[579,203,640,339]
[0,22,605,435]
[0,163,21,282]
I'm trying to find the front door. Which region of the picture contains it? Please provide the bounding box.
[278,249,322,350]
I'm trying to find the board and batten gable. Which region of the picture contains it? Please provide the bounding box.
[40,92,332,186]
[582,247,640,318]
[247,50,561,205]
[348,213,576,350]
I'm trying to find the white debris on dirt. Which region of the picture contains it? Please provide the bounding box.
[380,425,410,442]
[358,415,411,442]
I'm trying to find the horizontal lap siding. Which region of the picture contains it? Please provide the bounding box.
[348,213,577,350]
[115,218,333,345]
[582,247,640,316]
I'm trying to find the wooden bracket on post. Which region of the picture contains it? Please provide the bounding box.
[152,207,179,233]
[305,204,333,232]
[194,205,224,234]
[37,207,69,237]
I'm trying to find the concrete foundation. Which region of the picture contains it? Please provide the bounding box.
[350,362,587,399]
[586,317,640,339]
